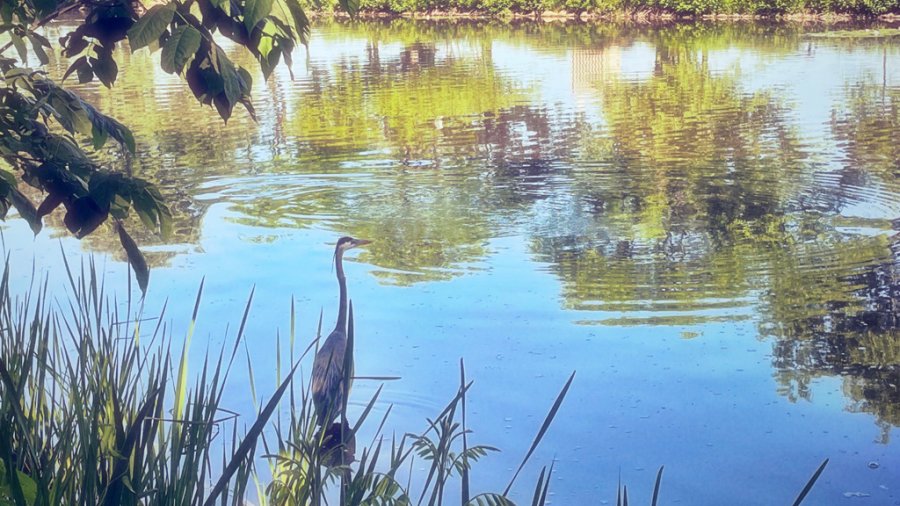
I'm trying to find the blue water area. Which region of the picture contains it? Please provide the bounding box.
[3,20,900,504]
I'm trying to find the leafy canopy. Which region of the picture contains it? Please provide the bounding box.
[0,0,322,293]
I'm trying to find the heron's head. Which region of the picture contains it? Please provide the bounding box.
[335,236,371,253]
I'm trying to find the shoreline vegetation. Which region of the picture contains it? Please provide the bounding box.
[130,0,900,21]
[291,0,900,22]
[309,9,900,21]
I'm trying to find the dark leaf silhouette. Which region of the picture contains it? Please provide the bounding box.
[115,221,149,295]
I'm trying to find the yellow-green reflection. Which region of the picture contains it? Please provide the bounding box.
[33,19,900,426]
[531,35,807,323]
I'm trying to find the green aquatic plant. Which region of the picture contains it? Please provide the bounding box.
[0,258,575,505]
[0,256,307,505]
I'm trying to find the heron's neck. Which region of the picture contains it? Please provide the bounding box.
[334,248,348,334]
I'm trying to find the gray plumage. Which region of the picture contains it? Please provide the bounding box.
[311,236,369,426]
[312,327,348,426]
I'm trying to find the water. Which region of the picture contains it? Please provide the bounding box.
[4,20,900,504]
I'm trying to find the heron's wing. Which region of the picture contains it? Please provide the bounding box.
[311,331,347,423]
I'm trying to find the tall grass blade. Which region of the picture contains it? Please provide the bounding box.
[503,370,575,496]
[350,384,383,437]
[537,460,554,506]
[203,359,302,506]
[651,466,664,506]
[174,278,204,425]
[530,466,546,506]
[0,426,28,506]
[792,459,829,506]
[101,384,164,506]
[339,301,355,504]
[460,358,470,506]
[616,472,622,506]
[290,298,296,357]
[0,358,37,468]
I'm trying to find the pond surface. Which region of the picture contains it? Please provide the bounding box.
[4,19,900,504]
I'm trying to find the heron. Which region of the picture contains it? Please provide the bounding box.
[311,236,371,427]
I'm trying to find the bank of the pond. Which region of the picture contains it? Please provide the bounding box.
[300,0,900,21]
[317,10,900,22]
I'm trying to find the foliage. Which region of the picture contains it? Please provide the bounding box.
[0,258,299,505]
[0,0,317,292]
[301,0,900,15]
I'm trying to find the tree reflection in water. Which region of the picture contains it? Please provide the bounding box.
[33,20,900,433]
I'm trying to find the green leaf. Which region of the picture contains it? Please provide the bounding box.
[120,127,136,153]
[214,47,242,107]
[32,0,59,17]
[257,33,273,60]
[62,56,88,81]
[160,25,201,74]
[92,124,110,149]
[244,0,274,33]
[10,33,27,63]
[63,35,88,57]
[131,189,159,231]
[237,67,253,93]
[63,196,107,238]
[158,205,173,239]
[77,63,93,84]
[127,3,175,51]
[109,194,129,219]
[9,188,41,235]
[36,192,64,218]
[88,171,122,209]
[116,222,149,295]
[69,107,93,136]
[27,34,49,65]
[339,0,360,18]
[259,44,280,80]
[38,78,136,152]
[0,2,12,23]
[90,54,118,88]
[210,0,231,15]
[283,0,310,45]
[0,169,16,188]
[0,459,37,506]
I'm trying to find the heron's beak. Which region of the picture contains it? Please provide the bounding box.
[353,239,372,247]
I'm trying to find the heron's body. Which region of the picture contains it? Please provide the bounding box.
[311,236,368,427]
[311,328,348,425]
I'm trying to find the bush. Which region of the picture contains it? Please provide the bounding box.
[655,0,725,14]
[806,0,898,13]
